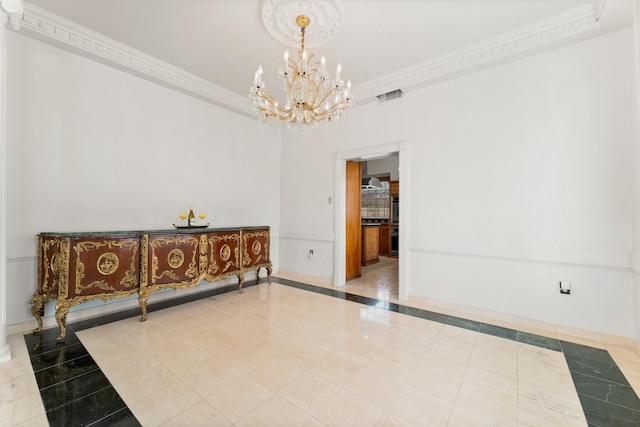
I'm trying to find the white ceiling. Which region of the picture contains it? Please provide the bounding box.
[20,0,633,116]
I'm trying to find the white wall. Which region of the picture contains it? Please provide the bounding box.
[5,32,281,325]
[632,2,640,344]
[367,156,399,181]
[279,28,637,339]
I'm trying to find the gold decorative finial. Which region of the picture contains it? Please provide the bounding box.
[296,15,310,29]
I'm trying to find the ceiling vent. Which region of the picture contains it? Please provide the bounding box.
[377,89,404,103]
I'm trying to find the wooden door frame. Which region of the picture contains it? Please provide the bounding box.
[333,141,410,301]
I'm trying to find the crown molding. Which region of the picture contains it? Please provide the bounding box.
[353,3,607,101]
[16,2,254,116]
[12,2,610,114]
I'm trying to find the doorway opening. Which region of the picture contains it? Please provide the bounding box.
[349,157,399,300]
[334,141,410,301]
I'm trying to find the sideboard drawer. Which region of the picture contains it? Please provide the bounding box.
[147,234,201,286]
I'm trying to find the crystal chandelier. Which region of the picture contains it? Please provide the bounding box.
[249,15,353,130]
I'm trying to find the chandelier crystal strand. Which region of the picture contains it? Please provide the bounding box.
[249,15,353,130]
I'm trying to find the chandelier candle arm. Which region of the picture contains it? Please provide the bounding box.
[249,14,353,130]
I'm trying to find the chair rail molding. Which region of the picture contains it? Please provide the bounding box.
[279,229,334,243]
[408,238,632,272]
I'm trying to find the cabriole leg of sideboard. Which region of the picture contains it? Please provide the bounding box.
[30,293,45,333]
[267,265,272,284]
[238,274,244,294]
[138,289,150,322]
[54,299,71,342]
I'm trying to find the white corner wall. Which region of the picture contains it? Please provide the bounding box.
[367,156,399,181]
[279,28,637,339]
[4,31,281,326]
[632,2,640,344]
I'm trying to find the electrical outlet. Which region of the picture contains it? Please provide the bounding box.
[559,281,571,295]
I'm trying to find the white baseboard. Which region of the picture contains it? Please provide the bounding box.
[275,269,334,287]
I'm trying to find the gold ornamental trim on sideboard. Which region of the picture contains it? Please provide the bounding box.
[97,252,119,275]
[59,239,71,298]
[74,239,139,293]
[199,234,208,275]
[51,252,61,274]
[140,234,148,287]
[150,235,199,284]
[167,248,185,269]
[208,233,240,276]
[252,240,261,256]
[39,237,62,294]
[220,244,231,262]
[243,230,270,267]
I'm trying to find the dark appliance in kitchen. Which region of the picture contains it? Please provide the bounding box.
[391,196,399,224]
[390,195,399,257]
[390,226,399,257]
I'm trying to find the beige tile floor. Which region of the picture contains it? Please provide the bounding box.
[73,282,588,427]
[1,256,639,426]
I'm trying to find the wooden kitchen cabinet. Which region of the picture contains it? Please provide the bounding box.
[390,181,399,196]
[361,224,380,266]
[379,223,389,256]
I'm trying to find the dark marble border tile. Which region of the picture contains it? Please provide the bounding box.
[565,354,630,386]
[24,327,80,357]
[88,407,141,427]
[578,393,640,427]
[40,369,113,413]
[396,305,423,316]
[561,340,616,364]
[45,386,130,427]
[415,310,449,323]
[446,315,481,332]
[33,353,100,389]
[478,323,517,341]
[516,330,562,351]
[570,371,640,409]
[29,341,88,373]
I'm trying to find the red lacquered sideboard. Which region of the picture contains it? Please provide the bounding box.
[31,226,272,341]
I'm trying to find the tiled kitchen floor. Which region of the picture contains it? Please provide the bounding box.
[2,262,640,426]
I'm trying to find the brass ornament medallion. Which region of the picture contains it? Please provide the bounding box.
[220,244,231,262]
[97,252,119,275]
[252,241,261,256]
[168,249,185,269]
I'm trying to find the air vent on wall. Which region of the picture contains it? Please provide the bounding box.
[377,89,404,102]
